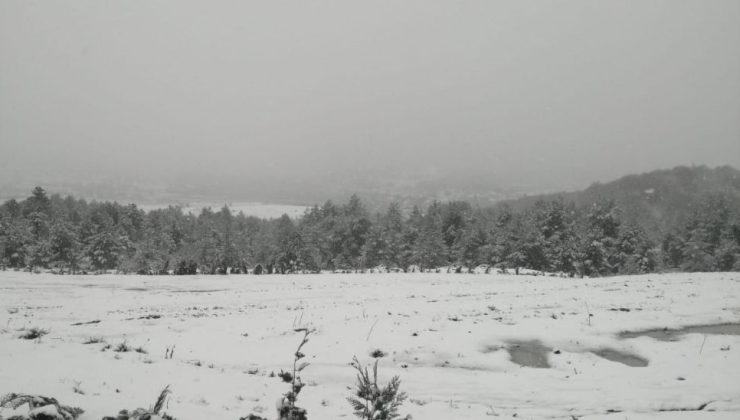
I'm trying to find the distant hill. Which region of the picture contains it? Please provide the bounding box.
[500,165,740,234]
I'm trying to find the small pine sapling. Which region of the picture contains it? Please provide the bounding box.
[0,393,84,419]
[276,328,313,420]
[347,356,409,420]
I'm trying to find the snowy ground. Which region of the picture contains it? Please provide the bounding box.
[1,271,739,420]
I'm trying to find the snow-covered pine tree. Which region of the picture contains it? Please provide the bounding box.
[347,356,408,420]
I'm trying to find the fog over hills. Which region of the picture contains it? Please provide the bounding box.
[501,165,740,234]
[2,1,739,205]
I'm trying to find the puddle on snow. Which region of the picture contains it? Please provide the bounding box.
[496,340,553,368]
[592,348,648,367]
[484,341,648,369]
[172,289,227,293]
[619,322,740,342]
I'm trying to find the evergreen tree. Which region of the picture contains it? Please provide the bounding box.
[273,214,302,273]
[85,229,127,271]
[1,186,738,275]
[0,218,30,268]
[336,195,371,268]
[410,203,446,270]
[579,200,622,276]
[49,221,81,271]
[617,223,659,274]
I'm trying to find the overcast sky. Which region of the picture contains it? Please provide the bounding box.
[1,1,739,198]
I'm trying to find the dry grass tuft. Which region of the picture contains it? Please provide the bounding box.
[19,327,49,340]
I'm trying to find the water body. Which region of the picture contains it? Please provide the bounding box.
[137,201,309,219]
[592,348,649,367]
[619,323,740,342]
[500,341,553,368]
[484,341,649,368]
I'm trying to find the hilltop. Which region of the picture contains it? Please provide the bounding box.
[500,165,740,234]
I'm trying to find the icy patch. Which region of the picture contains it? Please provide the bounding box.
[482,340,552,368]
[591,348,648,367]
[619,323,740,342]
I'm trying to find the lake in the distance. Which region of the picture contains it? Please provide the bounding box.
[136,201,310,219]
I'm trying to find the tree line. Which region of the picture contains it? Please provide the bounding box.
[1,187,739,276]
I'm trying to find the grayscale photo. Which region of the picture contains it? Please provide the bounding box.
[1,1,739,419]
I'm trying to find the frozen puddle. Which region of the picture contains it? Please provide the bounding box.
[506,340,552,368]
[172,289,228,293]
[485,341,648,368]
[591,348,649,367]
[619,322,740,341]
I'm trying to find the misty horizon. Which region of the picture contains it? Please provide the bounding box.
[2,1,739,203]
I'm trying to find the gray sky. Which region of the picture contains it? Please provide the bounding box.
[1,0,739,200]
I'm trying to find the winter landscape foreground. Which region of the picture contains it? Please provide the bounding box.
[1,272,739,420]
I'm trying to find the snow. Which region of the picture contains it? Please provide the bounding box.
[1,271,739,419]
[28,404,60,417]
[135,202,309,219]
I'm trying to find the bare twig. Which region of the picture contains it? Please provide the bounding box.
[366,319,379,341]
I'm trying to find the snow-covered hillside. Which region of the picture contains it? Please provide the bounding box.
[1,272,739,419]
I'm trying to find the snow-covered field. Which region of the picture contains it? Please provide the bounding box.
[1,272,739,420]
